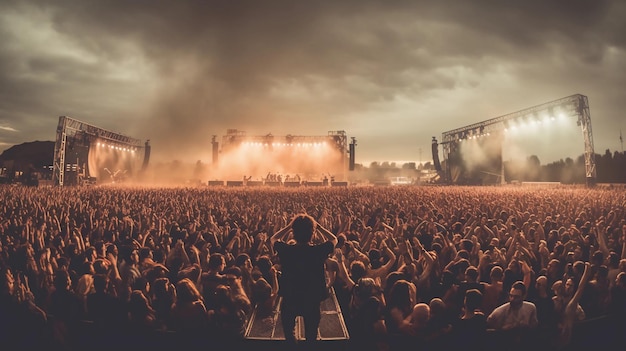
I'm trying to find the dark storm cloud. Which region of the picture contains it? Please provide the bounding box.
[0,0,624,162]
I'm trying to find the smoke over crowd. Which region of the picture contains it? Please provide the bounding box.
[2,1,625,167]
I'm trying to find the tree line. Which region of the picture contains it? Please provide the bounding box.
[505,149,626,184]
[351,149,626,184]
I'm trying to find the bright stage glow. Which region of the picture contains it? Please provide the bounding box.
[503,109,571,136]
[212,137,342,181]
[502,113,581,164]
[95,141,137,153]
[87,139,142,182]
[242,141,328,148]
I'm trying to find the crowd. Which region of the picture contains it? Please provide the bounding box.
[1,184,626,350]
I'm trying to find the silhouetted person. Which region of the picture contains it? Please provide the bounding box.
[271,214,338,350]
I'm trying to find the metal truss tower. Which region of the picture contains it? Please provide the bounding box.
[440,94,596,186]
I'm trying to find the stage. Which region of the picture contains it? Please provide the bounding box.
[244,287,349,348]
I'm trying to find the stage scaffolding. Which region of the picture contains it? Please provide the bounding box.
[439,94,596,186]
[52,116,146,186]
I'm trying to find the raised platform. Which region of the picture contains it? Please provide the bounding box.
[244,287,349,342]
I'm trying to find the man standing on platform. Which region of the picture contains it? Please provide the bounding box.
[271,214,338,349]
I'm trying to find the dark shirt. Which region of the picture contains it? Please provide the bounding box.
[451,313,487,349]
[48,288,83,324]
[170,300,210,333]
[608,286,626,323]
[0,298,47,350]
[531,295,557,330]
[274,241,334,307]
[86,291,126,328]
[201,273,228,311]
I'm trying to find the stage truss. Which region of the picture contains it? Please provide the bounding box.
[52,116,146,186]
[440,94,596,185]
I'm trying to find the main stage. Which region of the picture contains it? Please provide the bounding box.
[207,180,349,187]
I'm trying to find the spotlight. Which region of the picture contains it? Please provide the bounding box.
[543,114,554,123]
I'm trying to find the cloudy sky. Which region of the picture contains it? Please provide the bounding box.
[0,0,624,166]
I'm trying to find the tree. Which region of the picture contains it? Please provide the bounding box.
[402,162,416,170]
[527,155,541,181]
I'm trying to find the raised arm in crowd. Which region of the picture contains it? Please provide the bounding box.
[0,184,625,350]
